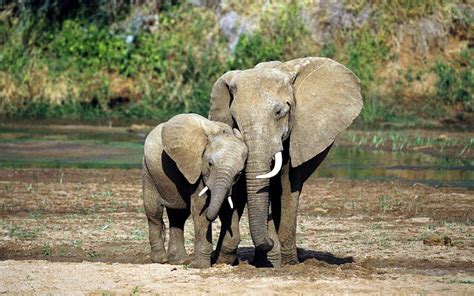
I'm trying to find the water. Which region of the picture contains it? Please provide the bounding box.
[0,124,144,169]
[318,148,473,188]
[0,124,472,188]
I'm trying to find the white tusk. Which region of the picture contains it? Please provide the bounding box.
[227,196,233,209]
[256,152,283,179]
[198,186,209,197]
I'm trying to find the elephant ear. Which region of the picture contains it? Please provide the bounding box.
[162,114,214,184]
[209,70,240,126]
[280,57,363,167]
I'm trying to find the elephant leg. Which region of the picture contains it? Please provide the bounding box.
[142,167,167,263]
[147,209,167,264]
[190,196,213,269]
[277,163,301,265]
[253,213,281,268]
[266,215,282,267]
[278,191,300,265]
[166,207,191,265]
[277,145,331,265]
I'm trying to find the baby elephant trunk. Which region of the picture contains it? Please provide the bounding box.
[206,180,232,222]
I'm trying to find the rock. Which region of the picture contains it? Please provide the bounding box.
[301,0,371,44]
[312,207,329,213]
[410,217,432,223]
[127,124,153,133]
[450,3,474,40]
[219,11,255,52]
[123,9,159,39]
[436,134,449,141]
[403,17,448,55]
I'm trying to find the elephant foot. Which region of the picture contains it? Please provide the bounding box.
[267,252,282,268]
[252,249,281,268]
[253,235,281,268]
[214,252,238,266]
[281,251,299,265]
[150,250,168,264]
[190,259,211,269]
[167,253,191,265]
[191,250,212,268]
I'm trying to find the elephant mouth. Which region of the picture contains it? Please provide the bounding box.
[256,151,283,179]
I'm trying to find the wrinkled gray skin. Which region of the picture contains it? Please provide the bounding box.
[142,114,248,268]
[209,57,363,267]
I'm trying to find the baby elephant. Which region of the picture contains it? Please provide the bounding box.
[142,113,247,268]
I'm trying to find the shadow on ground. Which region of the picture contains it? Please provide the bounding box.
[236,247,354,266]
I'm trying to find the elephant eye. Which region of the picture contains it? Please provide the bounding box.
[208,160,213,167]
[274,104,289,120]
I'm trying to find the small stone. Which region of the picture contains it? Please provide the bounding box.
[410,217,432,223]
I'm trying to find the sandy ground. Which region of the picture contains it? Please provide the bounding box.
[0,168,473,294]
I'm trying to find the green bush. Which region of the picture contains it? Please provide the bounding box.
[49,20,129,73]
[344,27,390,125]
[1,4,228,120]
[0,1,471,128]
[319,43,336,59]
[345,27,388,93]
[434,48,473,112]
[229,33,284,69]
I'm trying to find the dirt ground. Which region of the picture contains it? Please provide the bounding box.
[0,168,472,294]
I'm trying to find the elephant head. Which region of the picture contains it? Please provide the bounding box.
[161,114,247,221]
[209,57,363,252]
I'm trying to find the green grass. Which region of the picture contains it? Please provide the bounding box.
[447,279,474,285]
[378,195,401,213]
[3,182,13,193]
[8,225,39,239]
[42,243,52,256]
[27,210,43,219]
[132,227,145,241]
[86,251,99,259]
[340,130,473,159]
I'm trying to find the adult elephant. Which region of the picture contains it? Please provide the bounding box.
[209,57,363,266]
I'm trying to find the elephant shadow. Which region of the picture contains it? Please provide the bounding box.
[235,247,354,266]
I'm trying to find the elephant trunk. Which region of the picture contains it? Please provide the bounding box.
[245,147,274,253]
[206,169,233,222]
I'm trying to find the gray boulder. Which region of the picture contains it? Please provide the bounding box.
[219,11,255,52]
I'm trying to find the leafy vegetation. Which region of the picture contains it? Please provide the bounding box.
[0,3,227,120]
[8,225,39,239]
[0,1,472,128]
[434,48,473,112]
